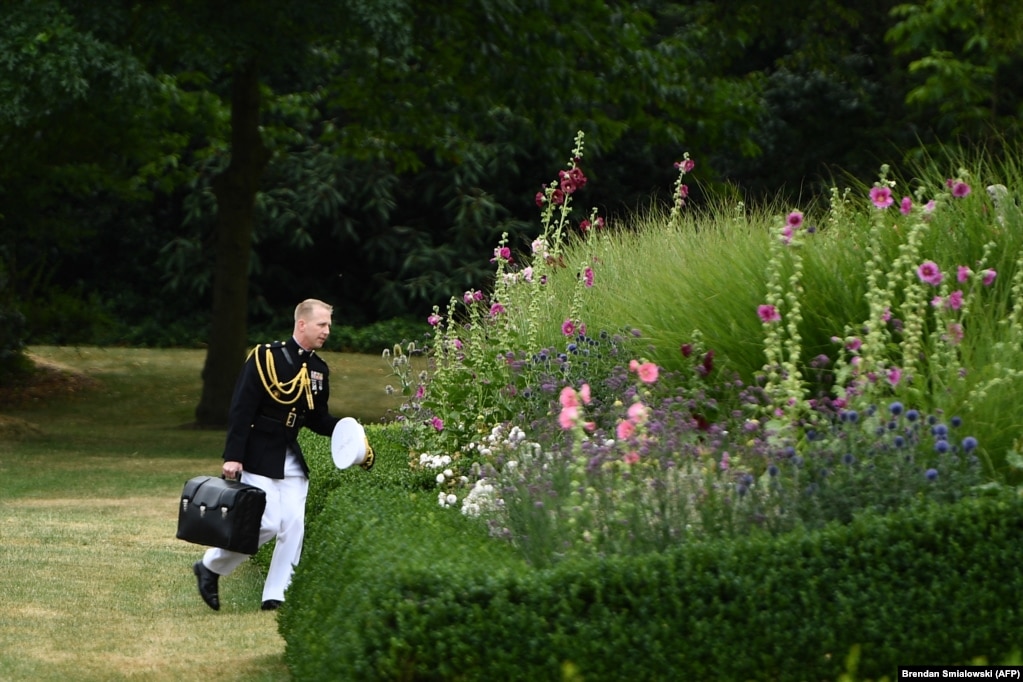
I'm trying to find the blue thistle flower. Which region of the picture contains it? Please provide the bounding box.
[925,468,938,481]
[951,416,962,428]
[932,423,948,438]
[906,409,920,422]
[893,435,906,448]
[889,401,903,416]
[962,436,978,452]
[934,440,950,454]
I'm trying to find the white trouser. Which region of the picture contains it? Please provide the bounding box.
[202,470,309,603]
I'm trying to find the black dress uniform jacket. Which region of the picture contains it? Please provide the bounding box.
[222,337,339,479]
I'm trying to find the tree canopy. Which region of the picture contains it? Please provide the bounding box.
[2,0,1021,422]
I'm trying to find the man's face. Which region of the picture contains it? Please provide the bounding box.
[297,305,331,350]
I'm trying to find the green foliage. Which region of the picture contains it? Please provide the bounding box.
[887,0,1023,148]
[283,467,1023,679]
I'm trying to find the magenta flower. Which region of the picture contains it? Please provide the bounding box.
[551,189,565,205]
[583,267,595,287]
[675,158,695,173]
[616,420,635,440]
[787,211,804,229]
[636,362,659,384]
[535,190,546,207]
[491,246,512,263]
[430,416,444,432]
[489,303,505,316]
[679,184,689,200]
[680,343,693,358]
[887,367,902,386]
[947,290,964,310]
[917,261,943,286]
[579,219,591,233]
[951,181,971,198]
[427,313,441,326]
[757,304,781,324]
[983,269,997,286]
[846,337,862,352]
[561,318,575,336]
[415,384,425,399]
[924,200,936,213]
[957,266,971,283]
[870,186,894,209]
[900,196,913,215]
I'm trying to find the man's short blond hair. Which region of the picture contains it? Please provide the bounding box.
[294,299,333,321]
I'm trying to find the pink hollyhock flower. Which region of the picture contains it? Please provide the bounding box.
[870,186,894,209]
[947,290,964,310]
[787,211,804,229]
[430,417,444,432]
[881,307,892,322]
[900,196,913,215]
[583,267,595,287]
[583,421,596,432]
[522,267,533,282]
[627,401,649,425]
[535,190,546,207]
[579,383,592,405]
[616,420,635,440]
[427,313,441,326]
[463,290,475,305]
[983,269,997,286]
[489,303,505,316]
[492,246,512,263]
[679,184,689,200]
[680,343,693,358]
[931,296,943,309]
[561,319,575,336]
[675,158,695,173]
[593,216,605,230]
[924,200,936,214]
[917,261,943,286]
[629,359,640,372]
[846,337,862,352]
[623,452,640,465]
[452,338,463,350]
[415,384,426,399]
[758,304,780,323]
[887,367,902,386]
[957,266,971,283]
[579,219,591,233]
[559,386,579,409]
[951,181,971,198]
[637,362,659,384]
[558,406,578,430]
[720,452,730,471]
[551,189,565,205]
[569,167,587,188]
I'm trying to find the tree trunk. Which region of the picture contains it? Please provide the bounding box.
[193,59,271,427]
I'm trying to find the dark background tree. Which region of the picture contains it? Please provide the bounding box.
[2,0,1021,421]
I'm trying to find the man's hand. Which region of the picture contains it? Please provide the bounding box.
[223,461,244,480]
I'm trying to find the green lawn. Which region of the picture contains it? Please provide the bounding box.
[0,347,401,682]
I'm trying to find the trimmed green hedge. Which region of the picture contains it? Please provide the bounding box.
[279,429,1023,680]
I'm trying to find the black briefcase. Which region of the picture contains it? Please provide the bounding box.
[176,475,267,555]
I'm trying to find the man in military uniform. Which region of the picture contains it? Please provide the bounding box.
[192,298,372,611]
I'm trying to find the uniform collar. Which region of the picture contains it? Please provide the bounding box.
[286,337,315,357]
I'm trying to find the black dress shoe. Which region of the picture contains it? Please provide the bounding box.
[193,561,220,611]
[261,599,283,611]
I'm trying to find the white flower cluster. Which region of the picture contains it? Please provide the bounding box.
[460,478,502,518]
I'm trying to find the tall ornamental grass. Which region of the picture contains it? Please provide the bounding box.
[388,134,1023,567]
